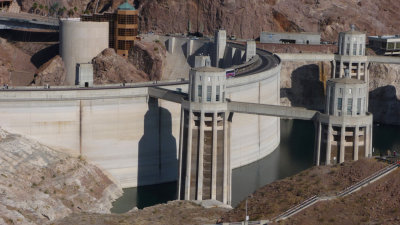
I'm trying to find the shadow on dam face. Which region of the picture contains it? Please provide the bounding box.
[280,64,325,111]
[137,98,177,208]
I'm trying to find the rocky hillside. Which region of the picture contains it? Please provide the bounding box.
[92,48,149,84]
[31,55,66,86]
[138,0,400,41]
[0,128,122,224]
[223,158,387,222]
[369,63,400,125]
[0,37,36,86]
[17,0,400,41]
[128,40,166,81]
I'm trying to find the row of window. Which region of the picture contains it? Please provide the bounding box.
[117,15,138,25]
[338,87,363,95]
[117,40,134,50]
[342,43,364,56]
[198,85,224,102]
[337,98,363,115]
[118,28,138,36]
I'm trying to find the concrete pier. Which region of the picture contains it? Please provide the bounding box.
[178,67,231,204]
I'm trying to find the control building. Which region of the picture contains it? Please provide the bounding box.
[314,71,373,165]
[260,31,320,45]
[81,1,139,58]
[368,35,400,55]
[178,66,231,205]
[333,25,368,82]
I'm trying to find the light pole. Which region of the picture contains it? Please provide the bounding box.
[245,199,249,224]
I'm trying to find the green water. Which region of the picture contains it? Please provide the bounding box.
[111,120,400,212]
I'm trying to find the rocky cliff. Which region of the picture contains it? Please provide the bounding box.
[31,55,66,86]
[0,38,36,86]
[92,48,149,84]
[280,61,327,111]
[137,0,400,41]
[128,40,165,81]
[369,63,400,125]
[0,128,122,224]
[17,0,400,41]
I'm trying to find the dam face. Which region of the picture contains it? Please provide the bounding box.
[0,37,281,188]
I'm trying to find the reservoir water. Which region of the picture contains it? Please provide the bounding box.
[111,119,400,213]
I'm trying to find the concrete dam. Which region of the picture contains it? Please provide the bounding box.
[0,36,282,190]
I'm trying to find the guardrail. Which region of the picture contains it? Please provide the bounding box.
[0,79,188,92]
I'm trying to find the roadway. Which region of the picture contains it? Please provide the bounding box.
[0,12,59,30]
[227,42,281,77]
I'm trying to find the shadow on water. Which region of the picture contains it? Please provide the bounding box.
[112,98,177,213]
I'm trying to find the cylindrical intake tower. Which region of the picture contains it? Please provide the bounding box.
[178,66,231,205]
[315,73,373,165]
[333,25,368,82]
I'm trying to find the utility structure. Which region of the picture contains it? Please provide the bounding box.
[314,70,373,165]
[214,29,227,68]
[333,25,368,82]
[178,66,231,205]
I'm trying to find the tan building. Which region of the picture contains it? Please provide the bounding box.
[81,1,139,58]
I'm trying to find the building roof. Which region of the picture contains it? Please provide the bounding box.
[261,31,320,36]
[368,35,400,40]
[118,2,136,10]
[342,25,364,35]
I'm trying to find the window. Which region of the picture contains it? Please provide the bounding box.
[388,42,395,50]
[118,28,138,36]
[216,86,220,102]
[353,43,357,55]
[357,98,362,115]
[359,44,363,55]
[117,40,134,50]
[118,15,137,24]
[337,98,342,111]
[207,86,212,102]
[346,43,350,55]
[198,85,202,101]
[347,98,353,115]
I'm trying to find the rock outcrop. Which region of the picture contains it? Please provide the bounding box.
[0,128,122,224]
[92,48,148,84]
[0,37,36,86]
[128,40,166,81]
[369,63,400,125]
[280,61,327,111]
[32,55,66,86]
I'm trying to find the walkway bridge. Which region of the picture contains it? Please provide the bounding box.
[0,12,59,30]
[148,87,319,121]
